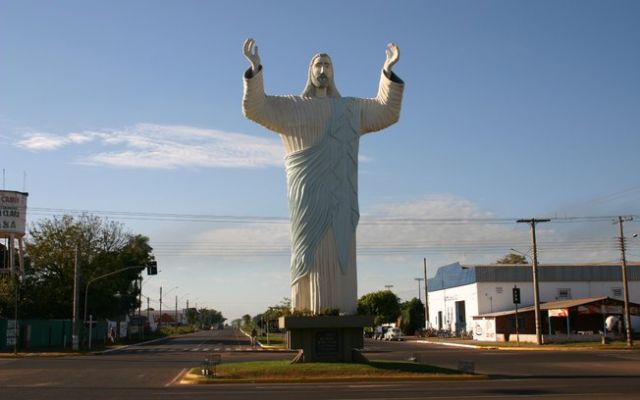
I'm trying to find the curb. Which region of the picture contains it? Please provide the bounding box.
[417,340,486,349]
[178,369,486,385]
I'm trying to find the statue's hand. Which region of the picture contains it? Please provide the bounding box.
[243,38,261,73]
[383,42,400,73]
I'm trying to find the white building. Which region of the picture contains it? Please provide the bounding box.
[426,262,640,335]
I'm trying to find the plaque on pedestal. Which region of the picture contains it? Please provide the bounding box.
[279,315,373,362]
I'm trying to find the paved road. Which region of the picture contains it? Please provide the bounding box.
[364,338,640,378]
[2,328,640,399]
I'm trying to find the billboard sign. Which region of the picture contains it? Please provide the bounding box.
[0,191,28,236]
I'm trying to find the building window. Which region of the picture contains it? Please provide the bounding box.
[612,287,623,298]
[495,287,503,294]
[557,288,571,299]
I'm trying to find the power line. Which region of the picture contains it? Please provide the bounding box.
[26,206,639,226]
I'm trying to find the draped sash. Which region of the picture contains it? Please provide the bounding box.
[286,97,360,284]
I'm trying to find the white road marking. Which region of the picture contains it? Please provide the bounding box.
[165,368,187,387]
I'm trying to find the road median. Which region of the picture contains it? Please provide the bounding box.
[179,360,485,384]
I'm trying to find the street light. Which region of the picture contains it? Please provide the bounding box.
[509,248,532,263]
[83,266,146,325]
[176,292,190,325]
[159,285,178,329]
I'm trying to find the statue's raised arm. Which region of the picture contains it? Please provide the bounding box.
[383,43,400,75]
[243,38,261,77]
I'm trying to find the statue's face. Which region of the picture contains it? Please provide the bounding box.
[311,55,333,89]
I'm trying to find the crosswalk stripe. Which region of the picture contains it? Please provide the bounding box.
[116,345,262,354]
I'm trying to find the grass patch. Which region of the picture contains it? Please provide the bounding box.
[256,334,285,346]
[186,360,479,384]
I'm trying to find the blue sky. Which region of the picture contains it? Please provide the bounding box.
[1,0,639,320]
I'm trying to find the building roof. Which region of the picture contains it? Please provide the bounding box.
[428,262,640,292]
[473,296,629,319]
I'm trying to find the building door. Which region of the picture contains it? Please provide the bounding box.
[455,300,466,334]
[437,311,443,330]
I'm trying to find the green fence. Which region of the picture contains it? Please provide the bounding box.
[0,319,108,351]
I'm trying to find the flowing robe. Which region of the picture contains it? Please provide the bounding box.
[242,67,403,314]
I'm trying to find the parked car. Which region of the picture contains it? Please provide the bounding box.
[384,327,402,341]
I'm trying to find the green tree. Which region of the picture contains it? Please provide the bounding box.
[400,298,425,335]
[197,308,225,327]
[19,214,154,320]
[255,298,293,333]
[357,290,401,326]
[0,275,17,318]
[496,253,528,264]
[241,313,252,329]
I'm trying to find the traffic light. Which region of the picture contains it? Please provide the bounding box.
[512,287,521,304]
[146,261,158,275]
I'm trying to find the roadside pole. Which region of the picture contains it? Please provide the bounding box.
[517,218,549,345]
[513,286,521,345]
[159,286,162,331]
[616,216,633,347]
[424,258,429,329]
[88,314,93,350]
[72,247,79,351]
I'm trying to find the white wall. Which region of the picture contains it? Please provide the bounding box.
[472,317,497,341]
[427,283,478,333]
[428,280,640,334]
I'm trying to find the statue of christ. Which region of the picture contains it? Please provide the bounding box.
[242,38,404,314]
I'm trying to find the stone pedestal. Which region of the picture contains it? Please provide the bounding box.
[278,315,373,362]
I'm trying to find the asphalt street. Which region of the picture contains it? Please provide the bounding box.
[1,328,640,399]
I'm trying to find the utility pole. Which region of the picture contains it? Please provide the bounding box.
[175,295,178,325]
[72,247,79,351]
[616,216,633,348]
[13,268,19,354]
[424,258,430,329]
[159,286,163,331]
[138,276,142,317]
[414,277,424,303]
[517,218,550,345]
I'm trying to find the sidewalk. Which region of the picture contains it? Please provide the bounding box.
[407,336,640,351]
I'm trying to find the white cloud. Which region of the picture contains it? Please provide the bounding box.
[17,133,69,150]
[67,132,98,144]
[179,194,622,268]
[14,123,285,169]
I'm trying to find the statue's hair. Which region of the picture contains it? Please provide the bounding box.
[301,53,341,98]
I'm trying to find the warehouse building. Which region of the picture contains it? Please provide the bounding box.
[426,262,640,341]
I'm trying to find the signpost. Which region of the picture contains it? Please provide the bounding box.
[513,286,521,345]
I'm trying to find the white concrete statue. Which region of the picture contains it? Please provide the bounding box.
[242,38,404,314]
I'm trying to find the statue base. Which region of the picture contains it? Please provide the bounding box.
[278,315,373,363]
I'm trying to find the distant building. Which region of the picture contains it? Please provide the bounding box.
[427,262,640,337]
[473,296,640,342]
[145,309,187,329]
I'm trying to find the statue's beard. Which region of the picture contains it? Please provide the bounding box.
[313,73,329,89]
